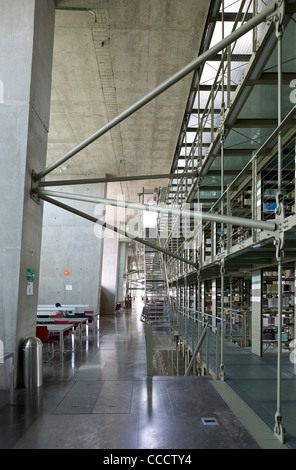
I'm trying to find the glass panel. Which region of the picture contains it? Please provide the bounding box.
[224,127,276,150]
[239,85,295,119]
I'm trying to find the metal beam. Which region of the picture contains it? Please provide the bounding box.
[229,118,295,128]
[200,169,252,177]
[209,12,253,22]
[187,118,295,131]
[208,54,251,62]
[192,85,237,92]
[33,0,279,182]
[246,72,296,85]
[33,188,277,232]
[187,127,218,133]
[37,172,197,188]
[37,194,198,268]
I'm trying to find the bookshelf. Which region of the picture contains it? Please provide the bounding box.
[262,268,294,353]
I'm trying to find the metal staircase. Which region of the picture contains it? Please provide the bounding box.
[141,241,176,375]
[144,243,167,305]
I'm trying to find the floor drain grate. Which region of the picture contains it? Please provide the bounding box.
[201,417,218,426]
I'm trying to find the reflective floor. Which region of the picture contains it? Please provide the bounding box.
[0,300,289,450]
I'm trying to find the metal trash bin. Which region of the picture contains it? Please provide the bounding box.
[22,337,43,388]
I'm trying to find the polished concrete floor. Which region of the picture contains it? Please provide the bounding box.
[0,300,290,450]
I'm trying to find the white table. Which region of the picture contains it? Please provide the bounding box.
[65,317,89,337]
[0,352,14,405]
[37,307,77,315]
[38,305,89,309]
[71,312,99,332]
[68,311,99,331]
[82,312,99,331]
[45,325,75,360]
[37,317,89,339]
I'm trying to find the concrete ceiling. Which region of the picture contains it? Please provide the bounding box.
[48,0,210,204]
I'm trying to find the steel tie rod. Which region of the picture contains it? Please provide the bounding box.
[34,188,277,232]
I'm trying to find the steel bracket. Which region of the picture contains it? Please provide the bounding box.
[220,259,225,277]
[31,171,40,204]
[267,0,285,35]
[274,236,284,262]
[274,411,285,444]
[219,363,225,381]
[273,215,285,261]
[276,190,284,217]
[219,124,225,145]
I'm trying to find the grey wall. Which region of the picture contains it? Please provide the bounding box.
[0,0,55,387]
[100,237,119,314]
[38,185,106,313]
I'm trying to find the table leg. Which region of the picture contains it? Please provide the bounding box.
[60,330,64,360]
[10,355,14,406]
[71,326,75,349]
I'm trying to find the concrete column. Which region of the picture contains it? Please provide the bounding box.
[38,184,106,312]
[100,236,120,315]
[116,241,128,305]
[251,269,263,356]
[0,0,55,387]
[100,184,126,315]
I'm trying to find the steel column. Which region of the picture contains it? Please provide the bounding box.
[252,153,258,242]
[274,13,286,444]
[220,260,225,380]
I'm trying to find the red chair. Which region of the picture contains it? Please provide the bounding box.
[50,313,63,318]
[114,304,121,313]
[84,310,94,327]
[36,326,54,362]
[48,320,71,341]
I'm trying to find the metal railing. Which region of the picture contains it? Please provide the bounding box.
[141,298,253,378]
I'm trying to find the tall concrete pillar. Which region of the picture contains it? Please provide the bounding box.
[100,185,126,315]
[116,241,128,305]
[0,0,55,387]
[100,236,120,315]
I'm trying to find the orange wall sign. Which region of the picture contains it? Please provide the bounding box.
[63,270,70,276]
